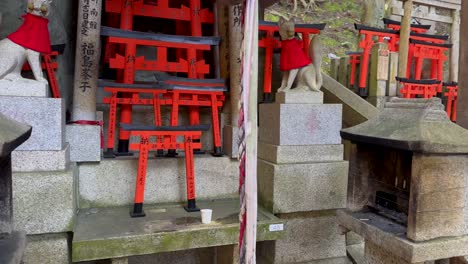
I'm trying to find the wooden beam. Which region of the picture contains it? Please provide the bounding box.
[450,9,460,82]
[413,0,461,10]
[392,7,453,23]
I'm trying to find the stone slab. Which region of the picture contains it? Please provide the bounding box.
[72,200,284,262]
[258,212,346,263]
[130,247,216,264]
[0,155,12,234]
[0,96,64,151]
[275,91,324,104]
[258,142,344,164]
[337,210,468,263]
[23,233,70,264]
[78,155,239,208]
[259,103,342,146]
[258,159,348,213]
[66,124,101,162]
[347,243,365,264]
[0,113,32,157]
[223,125,239,159]
[0,80,49,98]
[13,166,76,235]
[0,231,26,264]
[12,143,70,172]
[365,240,413,264]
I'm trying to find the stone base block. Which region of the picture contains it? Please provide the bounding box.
[275,91,324,104]
[365,241,413,264]
[78,155,239,208]
[12,144,70,172]
[259,103,342,145]
[0,96,64,151]
[13,166,76,234]
[23,233,70,264]
[258,159,348,213]
[223,125,239,158]
[0,79,49,98]
[66,124,101,162]
[257,212,346,263]
[0,231,26,264]
[258,142,344,164]
[346,231,364,246]
[367,96,387,109]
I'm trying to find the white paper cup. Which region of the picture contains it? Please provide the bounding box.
[201,209,213,224]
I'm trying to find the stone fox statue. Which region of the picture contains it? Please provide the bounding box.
[277,17,323,92]
[0,0,52,83]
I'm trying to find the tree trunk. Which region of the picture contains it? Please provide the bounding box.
[361,0,386,27]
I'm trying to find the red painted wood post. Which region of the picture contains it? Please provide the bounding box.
[131,135,150,217]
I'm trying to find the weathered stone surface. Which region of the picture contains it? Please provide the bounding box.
[111,257,128,264]
[13,166,76,234]
[259,103,342,146]
[347,243,365,264]
[258,142,344,164]
[0,97,64,151]
[258,212,346,263]
[408,154,467,241]
[275,91,324,104]
[72,200,284,262]
[0,155,12,234]
[223,125,239,158]
[0,231,26,264]
[337,210,468,263]
[12,144,70,172]
[130,248,216,264]
[258,159,348,213]
[66,124,101,162]
[23,233,70,264]
[0,113,32,156]
[78,156,238,208]
[321,73,378,128]
[0,80,49,97]
[346,231,364,246]
[341,97,468,154]
[365,241,413,264]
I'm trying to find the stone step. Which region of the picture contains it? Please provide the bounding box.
[72,199,284,262]
[78,154,239,208]
[347,243,365,264]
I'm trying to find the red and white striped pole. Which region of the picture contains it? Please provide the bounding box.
[238,1,258,263]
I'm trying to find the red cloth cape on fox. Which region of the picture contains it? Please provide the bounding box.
[280,38,311,71]
[8,13,51,54]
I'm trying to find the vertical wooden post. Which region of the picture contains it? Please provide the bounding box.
[456,0,468,128]
[330,58,340,80]
[338,56,350,88]
[450,9,461,82]
[398,0,413,78]
[388,52,399,96]
[369,43,389,108]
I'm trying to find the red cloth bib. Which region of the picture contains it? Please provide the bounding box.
[280,38,311,71]
[8,13,51,54]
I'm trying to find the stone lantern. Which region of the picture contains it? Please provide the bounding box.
[0,113,31,264]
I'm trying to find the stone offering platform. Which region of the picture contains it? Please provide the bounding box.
[72,199,285,262]
[338,210,468,263]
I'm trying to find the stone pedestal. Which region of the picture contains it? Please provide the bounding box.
[66,124,101,162]
[258,91,348,263]
[0,80,49,98]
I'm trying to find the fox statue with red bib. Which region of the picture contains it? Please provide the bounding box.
[0,0,52,84]
[277,17,323,93]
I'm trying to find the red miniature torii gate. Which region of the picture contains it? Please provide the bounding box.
[122,123,210,217]
[258,21,326,102]
[354,23,449,95]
